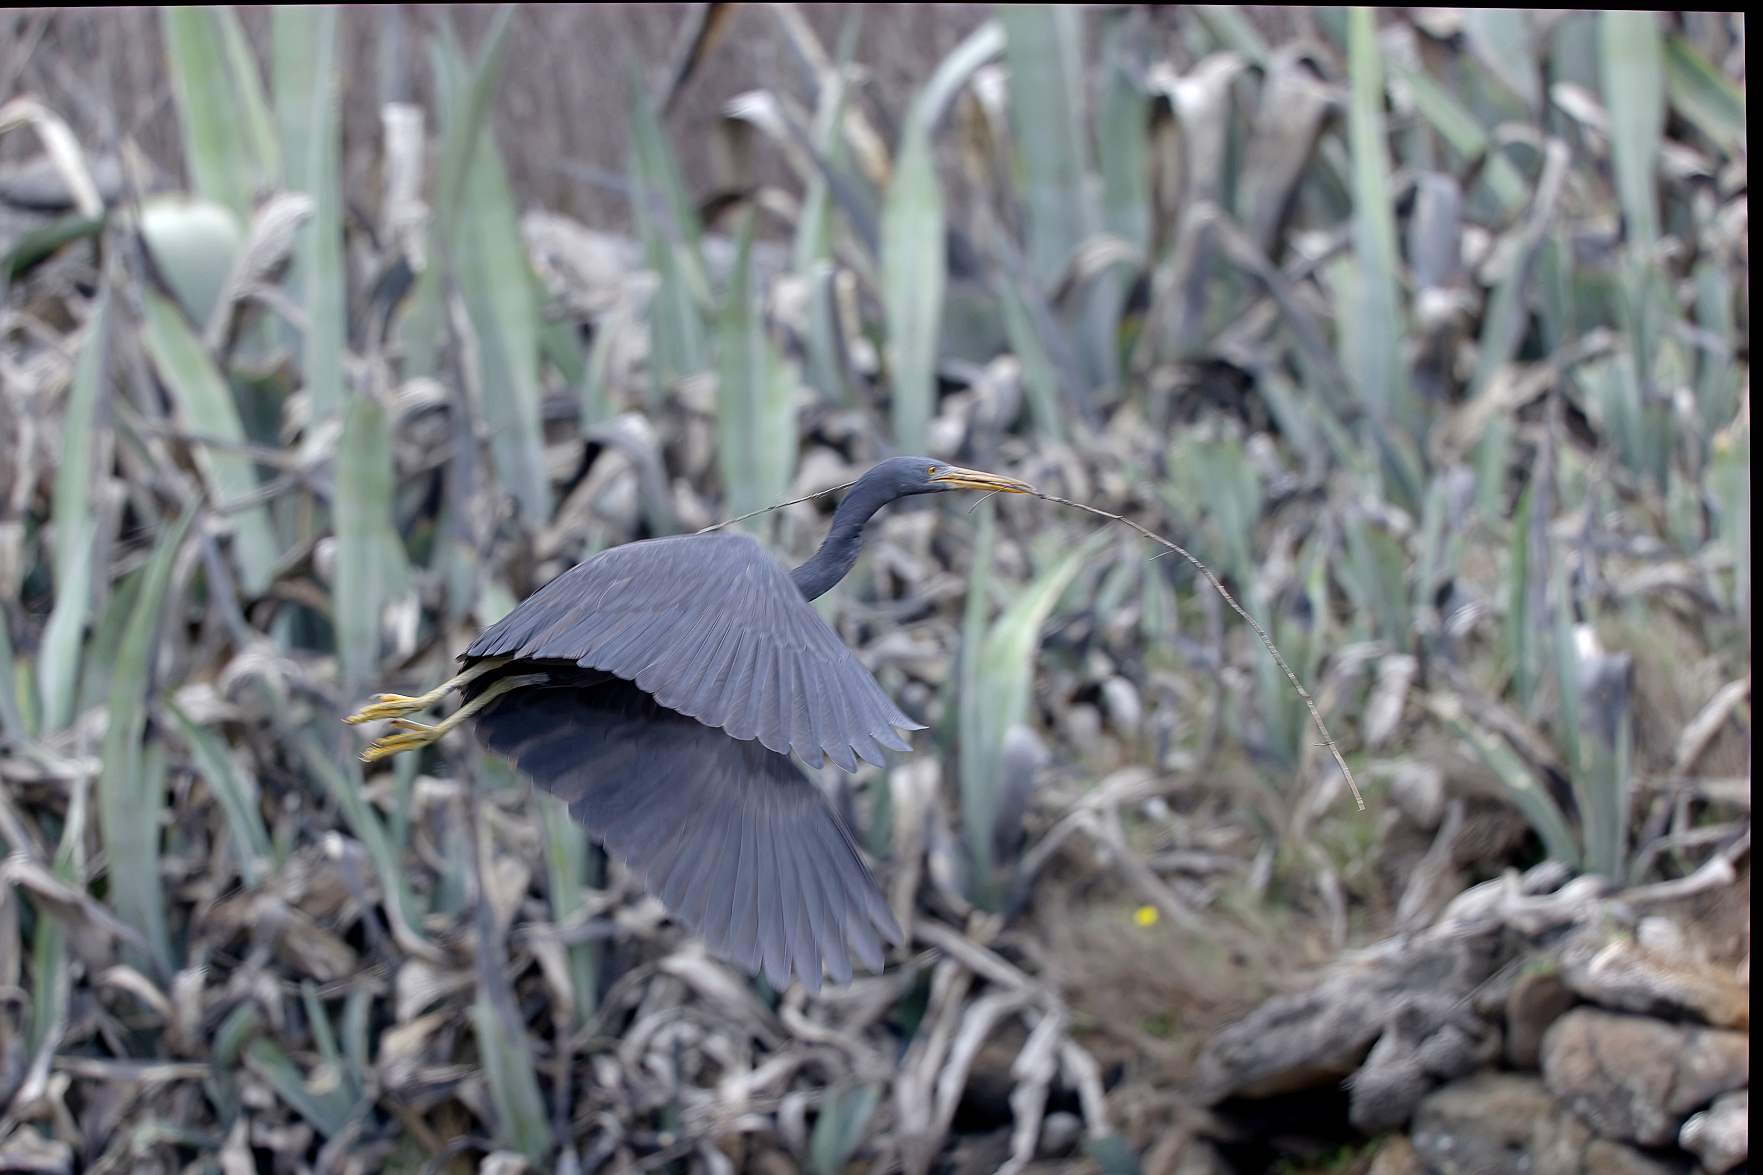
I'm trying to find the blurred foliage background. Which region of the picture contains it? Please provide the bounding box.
[0,5,1749,1173]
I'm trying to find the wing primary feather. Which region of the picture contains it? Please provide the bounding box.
[770,820,817,991]
[756,792,794,988]
[727,792,764,972]
[796,814,859,985]
[695,792,746,956]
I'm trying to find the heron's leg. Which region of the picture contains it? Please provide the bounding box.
[343,656,512,725]
[359,672,546,763]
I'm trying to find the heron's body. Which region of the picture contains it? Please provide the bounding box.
[346,457,1030,990]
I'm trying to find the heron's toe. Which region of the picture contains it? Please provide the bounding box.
[359,728,437,763]
[342,693,426,725]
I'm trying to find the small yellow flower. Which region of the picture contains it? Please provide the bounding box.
[1133,904,1160,928]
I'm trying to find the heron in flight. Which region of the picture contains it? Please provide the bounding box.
[344,457,1033,991]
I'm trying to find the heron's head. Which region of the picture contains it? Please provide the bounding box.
[867,455,1035,501]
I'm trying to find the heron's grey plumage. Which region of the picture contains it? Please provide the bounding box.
[469,671,903,991]
[465,532,922,771]
[402,456,1035,992]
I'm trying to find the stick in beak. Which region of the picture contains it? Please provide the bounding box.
[929,465,1036,494]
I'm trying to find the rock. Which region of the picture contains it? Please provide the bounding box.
[1411,1073,1584,1175]
[1058,703,1103,758]
[1560,933,1749,1029]
[1408,1074,1678,1175]
[1192,928,1502,1103]
[1387,759,1446,830]
[1365,1135,1424,1175]
[1364,654,1419,749]
[1037,1111,1082,1157]
[1632,916,1689,961]
[1679,1089,1747,1173]
[1350,1034,1428,1134]
[1140,1132,1231,1175]
[1100,676,1143,735]
[1540,1009,1749,1146]
[1349,1003,1497,1133]
[1579,1140,1680,1175]
[1505,965,1578,1069]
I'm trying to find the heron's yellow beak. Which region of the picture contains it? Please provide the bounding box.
[929,465,1035,494]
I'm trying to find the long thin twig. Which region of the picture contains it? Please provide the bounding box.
[1032,491,1363,811]
[694,482,1364,811]
[696,480,856,534]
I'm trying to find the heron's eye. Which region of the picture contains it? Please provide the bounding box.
[927,465,938,476]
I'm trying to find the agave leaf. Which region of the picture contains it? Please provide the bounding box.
[1709,424,1750,619]
[811,1083,882,1175]
[453,103,550,523]
[1001,6,1092,288]
[213,7,281,182]
[1387,60,1528,217]
[1462,9,1540,112]
[471,994,552,1162]
[38,521,96,737]
[1572,638,1632,884]
[28,768,88,1056]
[960,519,1099,904]
[997,278,1065,440]
[1468,143,1570,399]
[98,507,194,974]
[1505,483,1537,710]
[244,1035,354,1138]
[0,617,25,740]
[1345,8,1415,442]
[139,197,244,329]
[168,703,273,887]
[541,795,600,1024]
[1184,435,1261,586]
[1663,34,1747,156]
[335,392,407,695]
[880,115,945,455]
[1448,716,1579,867]
[882,21,1004,453]
[1,212,105,284]
[1549,562,1583,784]
[1342,514,1411,646]
[300,738,431,948]
[39,293,109,730]
[140,288,280,595]
[1599,11,1665,251]
[794,31,856,404]
[630,86,710,403]
[275,6,344,419]
[716,211,798,531]
[1093,10,1149,391]
[1192,5,1269,64]
[398,8,514,379]
[162,7,273,216]
[1693,259,1739,438]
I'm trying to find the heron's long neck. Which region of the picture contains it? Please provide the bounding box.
[791,476,896,601]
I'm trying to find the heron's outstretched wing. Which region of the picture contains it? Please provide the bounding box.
[471,674,903,991]
[464,532,921,770]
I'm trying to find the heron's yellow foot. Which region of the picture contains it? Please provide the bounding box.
[342,692,433,725]
[341,657,512,726]
[352,667,539,766]
[360,726,441,763]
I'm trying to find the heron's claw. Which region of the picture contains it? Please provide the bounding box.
[342,693,430,725]
[360,727,440,763]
